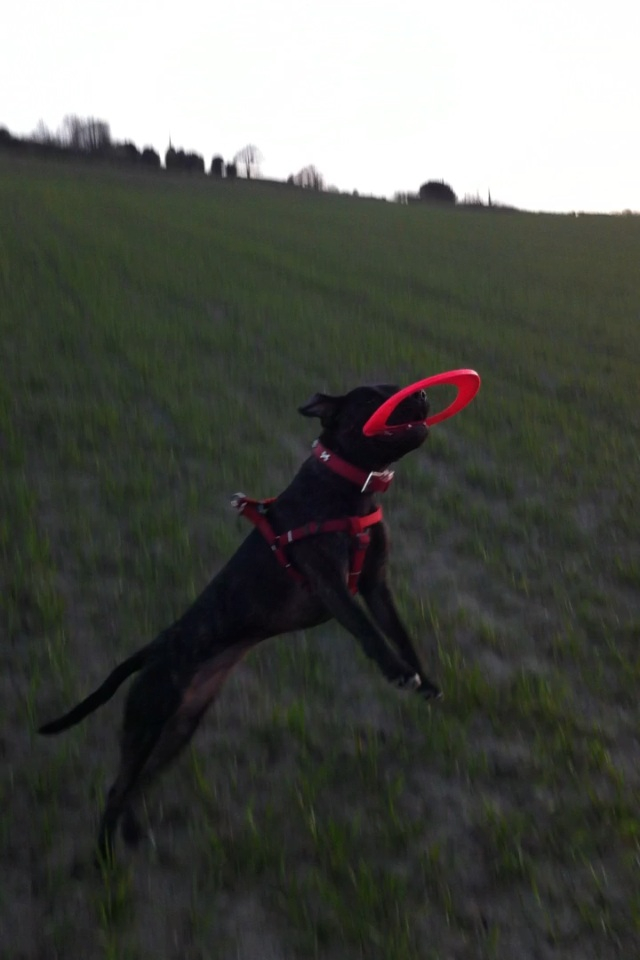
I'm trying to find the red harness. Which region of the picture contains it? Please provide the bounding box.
[231,441,394,595]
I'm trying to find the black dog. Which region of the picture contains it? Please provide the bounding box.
[40,384,441,859]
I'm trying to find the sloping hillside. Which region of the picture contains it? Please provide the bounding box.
[1,155,639,960]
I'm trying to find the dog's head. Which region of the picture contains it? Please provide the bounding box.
[299,384,430,471]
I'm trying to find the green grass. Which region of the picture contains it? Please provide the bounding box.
[1,153,639,959]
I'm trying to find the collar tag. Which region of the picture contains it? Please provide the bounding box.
[361,470,394,493]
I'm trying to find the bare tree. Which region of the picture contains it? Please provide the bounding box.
[85,118,111,153]
[292,165,325,191]
[60,115,111,153]
[234,144,263,179]
[60,115,82,149]
[31,120,58,145]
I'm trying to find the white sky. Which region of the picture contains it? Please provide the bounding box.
[2,0,639,212]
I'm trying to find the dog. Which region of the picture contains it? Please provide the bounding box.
[39,384,442,860]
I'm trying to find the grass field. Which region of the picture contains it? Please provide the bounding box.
[1,154,639,960]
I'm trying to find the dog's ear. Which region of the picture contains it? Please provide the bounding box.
[298,392,344,427]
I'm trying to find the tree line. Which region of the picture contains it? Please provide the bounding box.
[1,117,162,169]
[0,114,475,206]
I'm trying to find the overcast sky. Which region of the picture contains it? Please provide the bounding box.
[2,0,638,212]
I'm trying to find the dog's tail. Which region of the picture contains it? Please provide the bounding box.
[39,647,150,735]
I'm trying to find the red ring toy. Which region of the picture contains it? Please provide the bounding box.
[362,369,481,436]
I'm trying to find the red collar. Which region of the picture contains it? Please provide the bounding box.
[312,441,394,493]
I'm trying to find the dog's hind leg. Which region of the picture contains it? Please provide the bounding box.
[119,703,209,847]
[96,663,183,861]
[97,722,163,863]
[117,639,259,850]
[120,802,148,848]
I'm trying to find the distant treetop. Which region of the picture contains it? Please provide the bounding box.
[165,145,205,174]
[418,180,457,204]
[291,165,325,191]
[210,155,225,178]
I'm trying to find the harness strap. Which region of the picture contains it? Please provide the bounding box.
[231,493,382,594]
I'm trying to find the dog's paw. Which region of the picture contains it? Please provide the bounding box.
[417,678,443,701]
[391,673,422,692]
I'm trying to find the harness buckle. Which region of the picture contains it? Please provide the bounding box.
[230,492,247,512]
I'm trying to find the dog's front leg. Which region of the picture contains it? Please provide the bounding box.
[359,524,442,700]
[291,538,419,687]
[360,579,442,700]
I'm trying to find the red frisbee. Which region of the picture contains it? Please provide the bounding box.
[362,369,481,436]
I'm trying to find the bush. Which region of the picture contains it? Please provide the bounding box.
[418,180,457,204]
